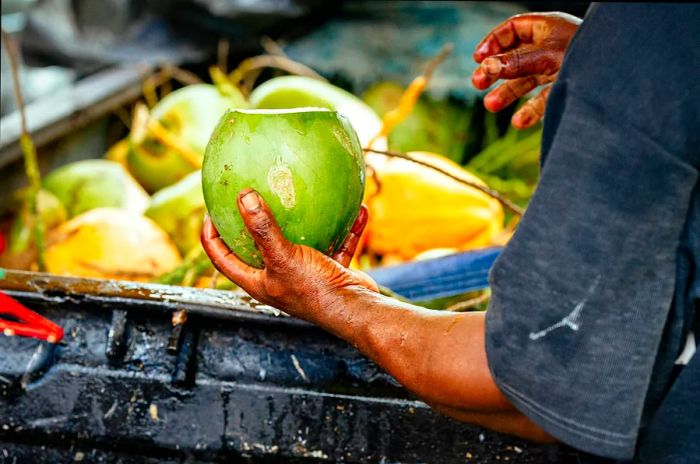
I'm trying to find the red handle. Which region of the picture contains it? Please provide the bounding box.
[0,291,64,343]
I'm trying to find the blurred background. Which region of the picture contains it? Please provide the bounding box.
[1,3,593,463]
[0,0,590,299]
[1,0,589,113]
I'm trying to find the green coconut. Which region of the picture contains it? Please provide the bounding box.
[362,81,475,163]
[9,189,67,255]
[144,170,205,255]
[43,159,150,218]
[127,84,248,193]
[249,76,383,149]
[202,108,365,268]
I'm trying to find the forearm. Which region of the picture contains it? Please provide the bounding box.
[201,194,552,442]
[303,286,552,442]
[309,286,511,411]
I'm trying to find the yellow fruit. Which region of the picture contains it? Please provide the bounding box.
[104,138,130,168]
[364,151,504,260]
[45,208,181,281]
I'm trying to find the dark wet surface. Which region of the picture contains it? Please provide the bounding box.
[0,271,579,463]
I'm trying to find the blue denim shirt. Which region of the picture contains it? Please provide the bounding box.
[485,4,700,462]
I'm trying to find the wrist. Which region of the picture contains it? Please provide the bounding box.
[312,284,384,341]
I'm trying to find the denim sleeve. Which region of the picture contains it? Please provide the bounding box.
[484,4,700,460]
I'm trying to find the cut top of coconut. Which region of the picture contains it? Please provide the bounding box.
[228,107,332,115]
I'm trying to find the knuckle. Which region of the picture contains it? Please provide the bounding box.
[251,215,274,237]
[511,49,523,71]
[502,81,519,100]
[526,99,544,117]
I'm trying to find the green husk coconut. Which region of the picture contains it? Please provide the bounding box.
[249,76,383,149]
[362,81,475,163]
[202,108,365,268]
[127,84,248,193]
[144,170,205,255]
[43,159,150,218]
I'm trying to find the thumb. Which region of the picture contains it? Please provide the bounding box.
[237,189,293,267]
[480,46,562,80]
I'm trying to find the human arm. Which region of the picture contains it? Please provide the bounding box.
[202,189,553,442]
[471,12,581,128]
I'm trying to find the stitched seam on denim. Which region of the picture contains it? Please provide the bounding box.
[497,380,635,445]
[485,314,634,451]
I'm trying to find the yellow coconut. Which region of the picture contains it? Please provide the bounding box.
[45,208,181,281]
[364,151,504,260]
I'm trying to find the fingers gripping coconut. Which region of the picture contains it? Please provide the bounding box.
[202,194,377,316]
[202,108,367,268]
[201,107,377,315]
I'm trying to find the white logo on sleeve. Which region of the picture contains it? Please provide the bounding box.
[529,276,601,341]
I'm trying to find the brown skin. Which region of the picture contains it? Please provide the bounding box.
[471,12,581,129]
[202,190,553,443]
[202,12,583,444]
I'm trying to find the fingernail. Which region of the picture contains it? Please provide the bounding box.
[471,73,484,89]
[475,42,491,58]
[241,191,261,212]
[514,111,532,127]
[482,57,502,75]
[484,93,502,110]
